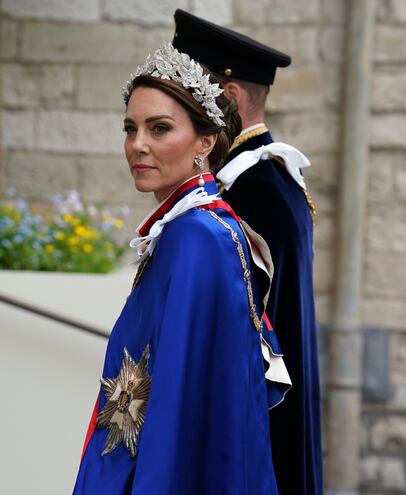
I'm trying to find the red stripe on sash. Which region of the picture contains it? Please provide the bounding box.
[80,392,100,462]
[200,199,241,222]
[262,313,274,331]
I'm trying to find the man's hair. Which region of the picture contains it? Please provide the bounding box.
[235,79,270,113]
[214,73,270,114]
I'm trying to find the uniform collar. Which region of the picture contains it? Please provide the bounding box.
[137,173,217,236]
[238,122,267,137]
[227,128,273,163]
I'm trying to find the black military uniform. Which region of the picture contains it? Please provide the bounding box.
[173,10,323,495]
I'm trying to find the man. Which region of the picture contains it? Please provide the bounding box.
[173,9,323,495]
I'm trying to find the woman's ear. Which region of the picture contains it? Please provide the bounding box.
[198,134,218,158]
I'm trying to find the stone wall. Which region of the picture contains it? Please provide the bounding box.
[1,1,405,492]
[360,1,406,492]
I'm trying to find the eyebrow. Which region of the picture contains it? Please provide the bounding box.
[146,114,176,123]
[123,115,176,124]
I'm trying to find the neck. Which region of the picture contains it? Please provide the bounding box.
[240,112,266,130]
[153,166,211,203]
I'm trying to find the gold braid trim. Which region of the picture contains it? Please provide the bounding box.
[131,255,151,292]
[229,125,268,153]
[304,190,317,222]
[205,209,263,332]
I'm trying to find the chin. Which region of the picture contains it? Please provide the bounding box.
[133,177,154,194]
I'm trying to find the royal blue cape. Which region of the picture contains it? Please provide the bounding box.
[74,176,287,495]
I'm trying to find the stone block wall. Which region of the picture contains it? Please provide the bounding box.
[360,2,406,492]
[1,1,405,492]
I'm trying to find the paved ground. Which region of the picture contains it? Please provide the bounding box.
[0,269,134,494]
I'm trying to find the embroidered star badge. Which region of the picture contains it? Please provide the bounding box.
[97,346,152,457]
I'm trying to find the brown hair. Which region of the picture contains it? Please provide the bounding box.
[127,73,242,170]
[214,74,270,115]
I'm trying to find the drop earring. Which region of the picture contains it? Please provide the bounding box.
[194,155,206,186]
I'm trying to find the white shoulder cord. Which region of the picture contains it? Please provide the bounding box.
[217,142,311,191]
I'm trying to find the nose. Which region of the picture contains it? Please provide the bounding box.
[131,129,149,155]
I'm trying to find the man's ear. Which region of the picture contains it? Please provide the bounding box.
[223,82,242,104]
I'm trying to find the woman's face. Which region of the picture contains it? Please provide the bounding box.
[124,86,211,202]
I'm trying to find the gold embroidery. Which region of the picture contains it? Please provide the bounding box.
[205,210,263,332]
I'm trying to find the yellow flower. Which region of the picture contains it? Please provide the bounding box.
[62,214,80,226]
[67,236,79,246]
[2,204,21,222]
[103,215,112,224]
[62,214,73,223]
[45,244,55,253]
[76,225,96,240]
[83,243,93,253]
[55,231,65,241]
[75,225,87,237]
[84,228,96,240]
[114,219,124,229]
[88,229,98,240]
[104,242,113,252]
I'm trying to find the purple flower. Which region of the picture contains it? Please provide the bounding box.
[16,199,27,211]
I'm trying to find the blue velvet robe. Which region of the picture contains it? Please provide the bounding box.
[74,176,285,495]
[221,131,323,494]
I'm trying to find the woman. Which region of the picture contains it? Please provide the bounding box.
[74,42,290,495]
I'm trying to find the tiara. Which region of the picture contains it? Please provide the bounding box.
[122,42,226,127]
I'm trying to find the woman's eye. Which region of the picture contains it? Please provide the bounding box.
[123,126,136,135]
[152,124,170,135]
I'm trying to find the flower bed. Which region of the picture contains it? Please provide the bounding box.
[0,190,129,273]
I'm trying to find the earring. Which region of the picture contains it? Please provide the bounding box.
[194,155,205,186]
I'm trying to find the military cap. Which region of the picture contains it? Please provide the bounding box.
[173,9,291,86]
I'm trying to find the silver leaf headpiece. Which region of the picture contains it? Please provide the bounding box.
[122,42,226,127]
